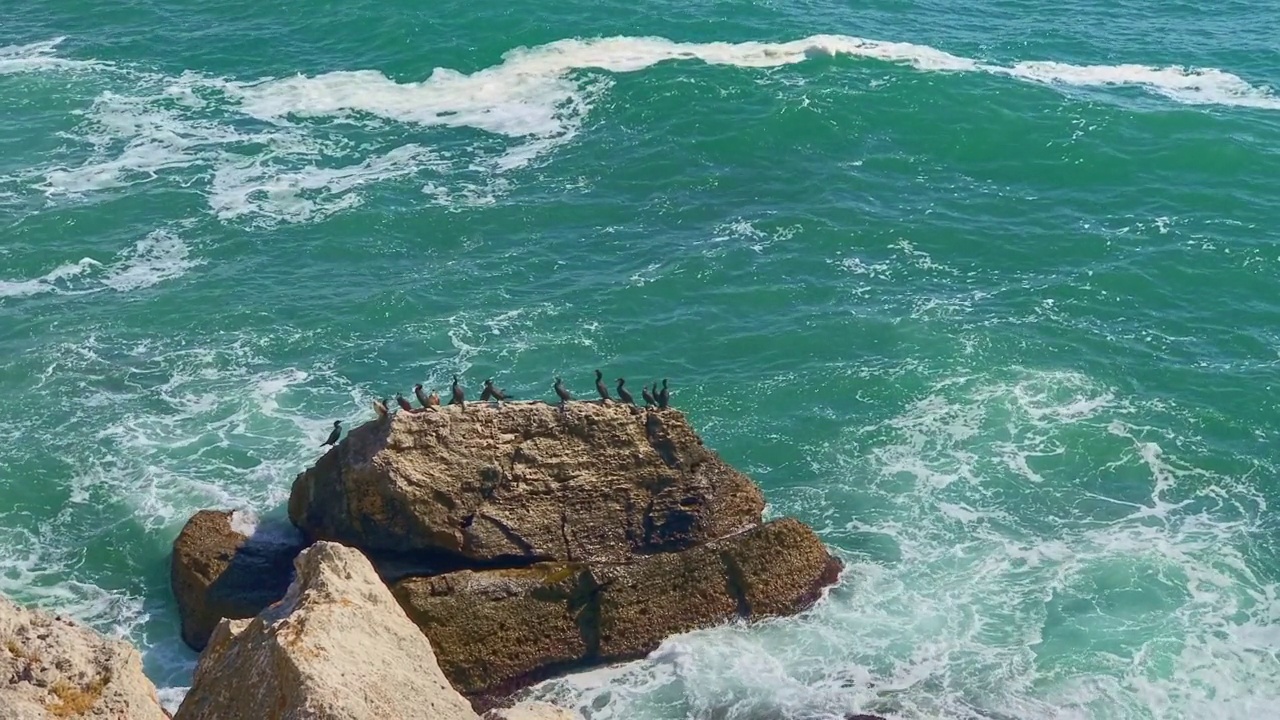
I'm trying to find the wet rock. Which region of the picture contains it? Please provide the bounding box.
[170,509,305,651]
[392,518,842,701]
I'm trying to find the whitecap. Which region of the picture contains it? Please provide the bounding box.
[7,33,1275,226]
[0,227,199,299]
[100,228,201,292]
[0,257,101,298]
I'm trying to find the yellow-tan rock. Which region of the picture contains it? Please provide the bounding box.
[173,541,479,720]
[170,509,305,651]
[289,402,765,564]
[392,518,842,701]
[0,595,168,720]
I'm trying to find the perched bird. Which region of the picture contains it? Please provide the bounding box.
[657,379,670,409]
[641,383,656,407]
[554,376,572,405]
[320,420,342,447]
[373,398,390,420]
[615,378,635,405]
[595,369,610,402]
[426,389,441,407]
[483,378,509,402]
[414,383,431,409]
[450,374,465,407]
[396,394,416,413]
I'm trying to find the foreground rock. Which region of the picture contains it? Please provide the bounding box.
[174,541,480,720]
[393,518,842,700]
[290,402,766,564]
[0,595,167,720]
[171,509,305,651]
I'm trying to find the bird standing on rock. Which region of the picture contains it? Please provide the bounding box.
[321,420,341,447]
[554,377,573,406]
[414,384,432,409]
[657,379,670,409]
[482,379,510,402]
[595,369,610,402]
[373,398,390,420]
[641,383,656,407]
[396,394,416,413]
[450,375,465,407]
[616,378,634,405]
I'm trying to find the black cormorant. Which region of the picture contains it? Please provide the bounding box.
[595,369,610,401]
[616,378,635,405]
[554,377,572,405]
[321,420,341,447]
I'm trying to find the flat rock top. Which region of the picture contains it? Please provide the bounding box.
[290,401,766,564]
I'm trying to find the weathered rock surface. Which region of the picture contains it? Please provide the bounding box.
[289,402,766,564]
[0,595,168,720]
[171,509,305,651]
[173,541,479,720]
[393,518,842,700]
[483,703,577,720]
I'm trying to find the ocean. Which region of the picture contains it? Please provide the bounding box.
[2,1,1279,717]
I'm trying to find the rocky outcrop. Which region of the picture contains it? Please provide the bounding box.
[170,509,305,651]
[392,518,841,700]
[173,541,479,720]
[0,595,168,720]
[170,400,841,711]
[289,403,765,564]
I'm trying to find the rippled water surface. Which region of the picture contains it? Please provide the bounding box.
[3,0,1280,717]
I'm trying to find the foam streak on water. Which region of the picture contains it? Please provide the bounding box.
[0,33,1274,227]
[3,5,1279,719]
[524,370,1279,719]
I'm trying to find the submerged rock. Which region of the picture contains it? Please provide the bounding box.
[0,595,168,720]
[170,509,305,651]
[392,518,842,701]
[289,402,766,564]
[173,541,479,720]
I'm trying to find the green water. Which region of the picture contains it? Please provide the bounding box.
[3,1,1280,717]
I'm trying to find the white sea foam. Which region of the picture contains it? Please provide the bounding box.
[0,37,107,75]
[6,34,1275,226]
[208,143,442,223]
[1002,62,1280,109]
[0,258,101,298]
[0,227,199,298]
[101,228,201,292]
[524,369,1280,719]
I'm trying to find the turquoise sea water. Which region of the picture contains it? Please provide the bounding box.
[3,1,1280,717]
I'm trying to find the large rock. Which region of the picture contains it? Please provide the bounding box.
[0,595,168,720]
[173,541,479,720]
[289,402,766,564]
[392,518,842,701]
[170,509,305,651]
